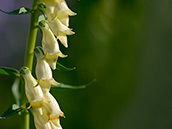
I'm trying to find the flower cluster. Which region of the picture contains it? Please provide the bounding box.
[20,64,64,129]
[20,0,75,128]
[38,0,76,70]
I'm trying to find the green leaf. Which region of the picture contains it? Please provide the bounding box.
[0,104,23,119]
[0,67,20,77]
[0,103,30,119]
[51,79,96,89]
[0,7,32,15]
[56,62,76,72]
[11,78,21,106]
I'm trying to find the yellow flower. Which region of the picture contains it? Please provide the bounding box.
[20,67,44,115]
[34,46,52,80]
[43,92,64,127]
[48,16,74,48]
[39,21,67,69]
[34,46,59,92]
[41,0,76,24]
[39,0,76,48]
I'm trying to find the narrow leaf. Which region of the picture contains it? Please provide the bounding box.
[0,104,23,119]
[51,79,96,89]
[0,103,30,119]
[11,78,21,106]
[56,62,76,72]
[0,7,32,15]
[0,67,20,77]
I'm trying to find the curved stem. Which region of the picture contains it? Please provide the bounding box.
[21,0,40,129]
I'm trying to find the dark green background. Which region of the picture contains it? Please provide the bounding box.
[0,0,172,129]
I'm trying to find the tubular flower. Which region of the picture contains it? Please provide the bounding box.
[39,20,67,69]
[20,67,44,115]
[31,109,52,129]
[34,46,59,92]
[54,1,76,26]
[34,46,64,129]
[39,0,76,48]
[43,92,64,127]
[48,17,74,48]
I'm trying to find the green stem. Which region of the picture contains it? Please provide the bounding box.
[21,0,40,129]
[24,2,39,69]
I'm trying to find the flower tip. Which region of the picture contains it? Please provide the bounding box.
[64,44,68,48]
[70,11,77,16]
[58,52,68,58]
[60,112,65,118]
[58,35,68,48]
[65,29,75,35]
[49,62,57,70]
[66,9,77,16]
[50,78,60,85]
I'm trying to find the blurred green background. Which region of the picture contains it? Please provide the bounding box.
[0,0,172,129]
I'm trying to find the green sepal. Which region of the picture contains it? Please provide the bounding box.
[51,79,96,89]
[37,3,46,9]
[0,103,30,119]
[0,104,23,119]
[56,62,76,72]
[0,67,20,77]
[38,14,47,23]
[37,3,47,21]
[0,7,32,15]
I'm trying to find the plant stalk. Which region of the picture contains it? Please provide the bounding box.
[21,0,40,129]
